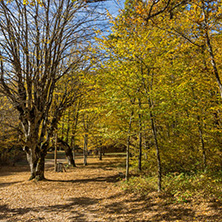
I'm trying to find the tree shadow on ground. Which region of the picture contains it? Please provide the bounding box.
[0,181,23,188]
[0,165,29,177]
[0,197,102,222]
[102,194,222,221]
[1,193,222,221]
[46,173,122,184]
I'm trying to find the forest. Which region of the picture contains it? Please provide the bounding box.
[0,0,222,218]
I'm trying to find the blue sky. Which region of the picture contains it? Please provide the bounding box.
[103,0,125,17]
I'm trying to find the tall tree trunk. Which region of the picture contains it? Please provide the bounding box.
[99,147,103,161]
[54,132,58,172]
[138,122,142,171]
[58,138,75,167]
[66,109,71,144]
[70,104,79,168]
[83,133,88,166]
[150,110,162,192]
[25,141,48,181]
[138,98,142,171]
[148,97,162,192]
[141,64,162,192]
[61,116,65,142]
[36,141,49,180]
[201,0,222,99]
[70,136,76,167]
[65,147,75,167]
[36,153,46,181]
[197,116,207,171]
[126,110,134,181]
[25,149,38,180]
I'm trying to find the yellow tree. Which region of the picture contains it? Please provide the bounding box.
[95,11,171,190]
[126,0,222,172]
[94,0,222,191]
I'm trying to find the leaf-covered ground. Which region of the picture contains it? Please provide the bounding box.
[0,156,221,221]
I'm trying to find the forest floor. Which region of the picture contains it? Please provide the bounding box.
[0,156,221,222]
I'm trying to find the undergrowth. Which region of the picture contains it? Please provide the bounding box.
[121,170,222,203]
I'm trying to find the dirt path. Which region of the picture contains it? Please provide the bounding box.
[0,157,221,221]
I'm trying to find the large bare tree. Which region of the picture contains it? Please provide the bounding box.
[0,0,103,180]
